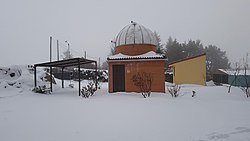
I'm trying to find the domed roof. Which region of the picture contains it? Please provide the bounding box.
[114,21,157,47]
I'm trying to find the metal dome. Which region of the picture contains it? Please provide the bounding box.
[114,21,157,47]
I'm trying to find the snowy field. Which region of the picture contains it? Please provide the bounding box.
[1,66,250,141]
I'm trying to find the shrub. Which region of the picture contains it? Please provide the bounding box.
[81,81,99,98]
[132,72,153,98]
[167,85,181,97]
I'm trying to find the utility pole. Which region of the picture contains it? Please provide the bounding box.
[84,51,86,59]
[65,41,70,50]
[65,40,70,59]
[49,36,52,92]
[57,40,59,61]
[99,57,101,70]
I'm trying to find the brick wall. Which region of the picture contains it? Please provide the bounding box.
[115,44,157,56]
[108,60,165,93]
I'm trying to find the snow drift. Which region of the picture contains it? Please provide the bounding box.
[0,65,52,92]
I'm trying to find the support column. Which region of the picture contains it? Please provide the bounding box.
[50,66,52,92]
[34,65,37,88]
[78,60,81,96]
[95,61,98,90]
[62,67,64,88]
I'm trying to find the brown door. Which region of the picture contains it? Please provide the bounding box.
[113,65,125,92]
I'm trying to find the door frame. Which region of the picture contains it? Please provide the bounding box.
[112,64,125,92]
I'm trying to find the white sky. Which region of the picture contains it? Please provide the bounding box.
[0,0,249,66]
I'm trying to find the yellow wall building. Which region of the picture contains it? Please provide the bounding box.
[169,54,206,86]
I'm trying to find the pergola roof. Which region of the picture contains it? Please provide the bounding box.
[34,57,96,68]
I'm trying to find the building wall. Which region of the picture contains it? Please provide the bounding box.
[115,44,156,56]
[108,60,165,93]
[213,74,228,84]
[170,55,206,85]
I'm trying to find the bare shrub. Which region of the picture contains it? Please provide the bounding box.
[81,81,99,98]
[132,72,153,98]
[192,90,196,97]
[240,87,250,97]
[167,85,181,97]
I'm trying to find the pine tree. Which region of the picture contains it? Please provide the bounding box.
[164,37,186,64]
[205,45,230,80]
[154,31,164,54]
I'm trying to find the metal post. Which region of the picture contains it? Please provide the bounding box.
[78,59,81,96]
[62,67,64,88]
[57,40,59,61]
[50,36,52,62]
[98,57,101,70]
[34,66,37,88]
[50,66,52,92]
[95,61,98,90]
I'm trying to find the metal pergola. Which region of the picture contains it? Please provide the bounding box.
[34,57,97,96]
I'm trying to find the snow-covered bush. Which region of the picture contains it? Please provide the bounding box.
[0,66,22,81]
[167,85,181,97]
[32,85,51,94]
[40,72,56,84]
[81,81,98,98]
[132,72,153,98]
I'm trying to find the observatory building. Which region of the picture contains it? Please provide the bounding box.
[107,22,166,93]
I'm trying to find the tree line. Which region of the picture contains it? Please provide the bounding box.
[154,32,231,80]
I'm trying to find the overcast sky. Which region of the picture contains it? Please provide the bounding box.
[0,0,249,66]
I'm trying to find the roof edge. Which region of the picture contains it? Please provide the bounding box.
[168,53,206,66]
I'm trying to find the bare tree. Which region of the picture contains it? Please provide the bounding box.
[241,53,250,97]
[132,72,153,98]
[228,62,241,93]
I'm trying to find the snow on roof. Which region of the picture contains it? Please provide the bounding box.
[107,51,165,60]
[219,69,250,75]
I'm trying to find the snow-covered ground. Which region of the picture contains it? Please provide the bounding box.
[1,66,250,141]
